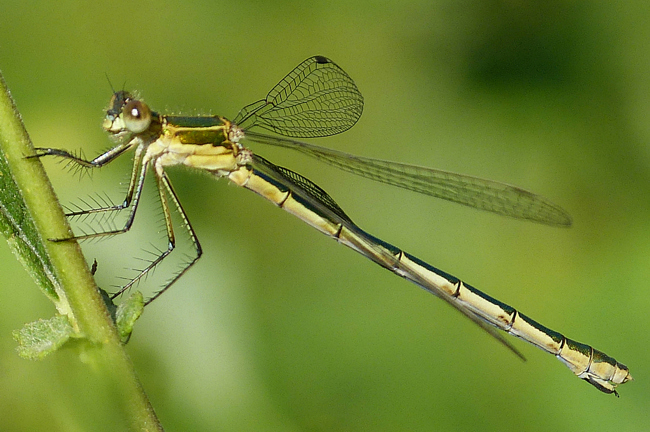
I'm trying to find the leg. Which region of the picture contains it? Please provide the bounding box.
[30,140,135,168]
[65,144,146,219]
[111,165,202,304]
[59,156,149,241]
[31,143,149,241]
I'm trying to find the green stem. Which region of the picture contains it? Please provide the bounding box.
[0,71,163,431]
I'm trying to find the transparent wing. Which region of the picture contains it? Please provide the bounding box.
[243,132,572,227]
[253,154,353,224]
[235,55,570,226]
[233,56,363,138]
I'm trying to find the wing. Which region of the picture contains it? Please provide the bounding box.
[243,132,572,227]
[233,56,570,226]
[233,56,363,138]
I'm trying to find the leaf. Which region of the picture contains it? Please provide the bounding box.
[12,315,75,360]
[115,291,144,343]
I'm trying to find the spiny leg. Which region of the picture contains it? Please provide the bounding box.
[31,143,150,241]
[64,159,148,241]
[27,140,145,226]
[65,144,146,220]
[144,169,203,305]
[32,143,201,303]
[111,165,203,305]
[31,140,135,168]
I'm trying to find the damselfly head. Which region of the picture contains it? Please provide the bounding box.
[103,91,152,137]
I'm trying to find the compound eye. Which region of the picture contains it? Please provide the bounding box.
[122,99,151,133]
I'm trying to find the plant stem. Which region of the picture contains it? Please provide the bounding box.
[0,71,163,431]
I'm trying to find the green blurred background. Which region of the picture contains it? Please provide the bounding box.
[1,1,648,431]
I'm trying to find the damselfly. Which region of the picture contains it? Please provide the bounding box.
[32,56,631,394]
